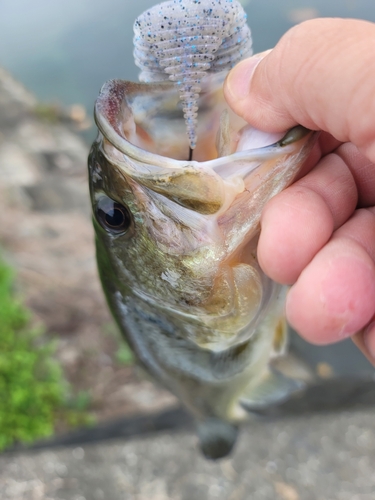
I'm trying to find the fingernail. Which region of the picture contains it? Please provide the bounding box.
[363,321,375,361]
[226,50,271,100]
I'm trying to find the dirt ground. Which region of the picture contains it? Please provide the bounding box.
[0,68,176,428]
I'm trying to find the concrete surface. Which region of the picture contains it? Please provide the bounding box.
[1,409,375,500]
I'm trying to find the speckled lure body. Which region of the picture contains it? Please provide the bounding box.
[90,0,318,459]
[133,0,252,149]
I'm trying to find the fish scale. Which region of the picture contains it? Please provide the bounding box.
[133,0,252,149]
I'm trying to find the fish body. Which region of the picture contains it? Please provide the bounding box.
[89,0,317,459]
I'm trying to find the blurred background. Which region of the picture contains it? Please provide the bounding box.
[1,1,375,499]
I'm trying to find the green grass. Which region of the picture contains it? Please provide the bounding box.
[103,321,134,367]
[0,258,93,451]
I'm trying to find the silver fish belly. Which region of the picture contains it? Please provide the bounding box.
[88,0,317,459]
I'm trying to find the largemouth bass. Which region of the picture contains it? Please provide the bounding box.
[88,0,317,459]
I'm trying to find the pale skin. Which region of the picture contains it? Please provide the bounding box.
[224,18,375,364]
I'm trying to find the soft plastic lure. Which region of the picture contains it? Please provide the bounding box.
[133,0,252,151]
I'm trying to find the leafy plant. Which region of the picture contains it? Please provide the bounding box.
[115,342,134,366]
[0,259,92,451]
[33,103,61,123]
[103,321,134,366]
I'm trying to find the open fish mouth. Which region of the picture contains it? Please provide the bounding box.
[94,76,313,189]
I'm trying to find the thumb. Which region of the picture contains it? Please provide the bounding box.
[224,18,375,161]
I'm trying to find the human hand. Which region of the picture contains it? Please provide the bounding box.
[224,18,375,363]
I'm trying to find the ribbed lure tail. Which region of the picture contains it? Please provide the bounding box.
[133,0,252,149]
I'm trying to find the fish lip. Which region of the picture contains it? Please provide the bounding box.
[95,80,185,169]
[94,79,315,169]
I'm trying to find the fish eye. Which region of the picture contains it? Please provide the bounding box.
[96,196,132,234]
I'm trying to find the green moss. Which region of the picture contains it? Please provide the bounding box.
[0,259,93,451]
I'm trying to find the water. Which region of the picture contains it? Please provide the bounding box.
[1,0,375,117]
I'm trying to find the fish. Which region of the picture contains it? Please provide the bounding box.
[88,0,317,459]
